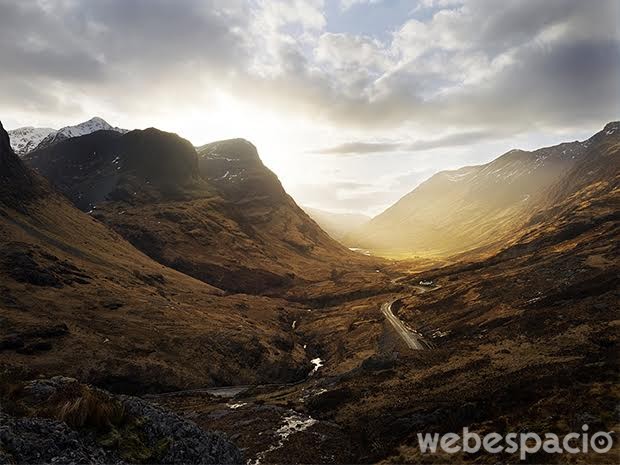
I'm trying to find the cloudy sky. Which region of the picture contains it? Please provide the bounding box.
[1,0,619,215]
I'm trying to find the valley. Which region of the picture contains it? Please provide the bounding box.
[0,119,618,464]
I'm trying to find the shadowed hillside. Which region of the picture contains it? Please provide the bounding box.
[0,120,321,391]
[25,131,378,294]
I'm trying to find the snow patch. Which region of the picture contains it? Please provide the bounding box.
[227,402,247,409]
[309,357,323,376]
[34,117,127,150]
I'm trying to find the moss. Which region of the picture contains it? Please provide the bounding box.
[0,379,171,464]
[97,418,171,463]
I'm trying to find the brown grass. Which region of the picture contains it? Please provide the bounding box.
[36,382,125,430]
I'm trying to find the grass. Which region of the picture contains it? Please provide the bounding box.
[35,381,125,430]
[0,376,171,463]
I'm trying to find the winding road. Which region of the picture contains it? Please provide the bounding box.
[382,280,441,350]
[381,299,426,350]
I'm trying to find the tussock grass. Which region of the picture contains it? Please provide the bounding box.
[37,382,125,430]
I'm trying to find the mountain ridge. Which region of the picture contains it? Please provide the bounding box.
[24,129,375,294]
[8,117,128,156]
[7,126,56,156]
[347,121,620,258]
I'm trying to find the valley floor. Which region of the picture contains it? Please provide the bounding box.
[147,229,620,464]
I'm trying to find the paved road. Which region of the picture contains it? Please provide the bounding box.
[382,280,441,350]
[381,299,426,350]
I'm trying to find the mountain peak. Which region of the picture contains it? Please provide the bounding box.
[86,116,108,124]
[197,138,260,163]
[8,126,57,156]
[196,138,285,201]
[32,117,127,152]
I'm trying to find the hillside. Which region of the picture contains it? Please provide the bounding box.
[152,124,619,464]
[348,122,620,258]
[24,131,376,294]
[0,120,320,391]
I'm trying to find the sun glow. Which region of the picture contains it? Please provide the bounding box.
[161,91,327,189]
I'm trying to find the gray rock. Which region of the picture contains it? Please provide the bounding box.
[119,396,242,464]
[0,412,123,465]
[1,377,242,464]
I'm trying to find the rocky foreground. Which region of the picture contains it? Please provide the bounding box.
[0,377,241,464]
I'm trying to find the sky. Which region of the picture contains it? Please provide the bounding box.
[1,0,619,216]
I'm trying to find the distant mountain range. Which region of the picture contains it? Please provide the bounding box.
[8,117,127,155]
[347,122,620,258]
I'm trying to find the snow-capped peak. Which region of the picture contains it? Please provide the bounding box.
[54,116,127,140]
[8,117,129,156]
[34,117,128,151]
[8,126,56,156]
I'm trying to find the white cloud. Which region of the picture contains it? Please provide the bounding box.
[339,0,382,12]
[1,0,618,214]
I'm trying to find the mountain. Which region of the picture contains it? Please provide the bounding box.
[25,132,374,294]
[33,116,127,151]
[303,207,370,241]
[148,126,619,463]
[348,122,620,258]
[7,126,56,155]
[0,119,318,391]
[3,116,618,464]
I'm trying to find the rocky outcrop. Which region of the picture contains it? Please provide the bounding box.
[0,377,242,464]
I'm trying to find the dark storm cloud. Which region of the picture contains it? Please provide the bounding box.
[0,1,106,81]
[80,0,247,69]
[439,38,620,128]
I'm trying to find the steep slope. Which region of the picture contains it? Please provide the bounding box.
[8,126,56,156]
[0,120,312,391]
[503,121,620,254]
[185,125,619,464]
[34,116,127,152]
[25,128,201,211]
[303,207,370,241]
[154,139,619,464]
[349,122,620,258]
[25,133,374,294]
